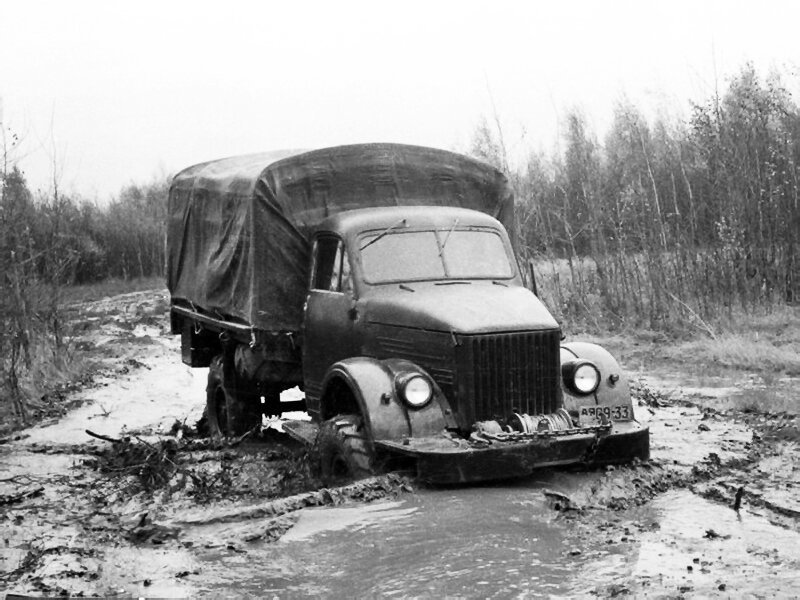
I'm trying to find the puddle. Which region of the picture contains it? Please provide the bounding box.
[20,345,207,446]
[640,370,800,415]
[0,449,84,479]
[131,324,163,338]
[639,404,753,466]
[190,481,584,598]
[571,489,800,597]
[280,500,417,541]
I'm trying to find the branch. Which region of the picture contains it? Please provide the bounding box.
[665,292,717,339]
[86,429,123,444]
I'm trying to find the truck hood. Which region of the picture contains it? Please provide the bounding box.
[363,283,559,333]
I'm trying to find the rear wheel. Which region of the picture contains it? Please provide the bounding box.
[316,414,375,485]
[206,355,262,438]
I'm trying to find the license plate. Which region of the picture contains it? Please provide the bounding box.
[579,404,631,423]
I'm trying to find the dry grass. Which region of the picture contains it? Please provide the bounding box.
[19,340,91,398]
[0,335,93,433]
[669,334,800,374]
[665,306,800,374]
[576,305,800,376]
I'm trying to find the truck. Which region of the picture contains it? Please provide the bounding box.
[167,143,649,484]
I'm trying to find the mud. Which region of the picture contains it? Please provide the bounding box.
[1,289,799,597]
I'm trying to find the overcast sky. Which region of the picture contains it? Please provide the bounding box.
[1,0,797,201]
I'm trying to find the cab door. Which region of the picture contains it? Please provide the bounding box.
[302,235,359,418]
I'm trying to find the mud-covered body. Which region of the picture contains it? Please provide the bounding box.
[169,145,649,483]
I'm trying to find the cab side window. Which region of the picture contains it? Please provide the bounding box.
[311,237,352,293]
[340,249,353,294]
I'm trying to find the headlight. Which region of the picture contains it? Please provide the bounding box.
[562,360,600,395]
[397,374,433,408]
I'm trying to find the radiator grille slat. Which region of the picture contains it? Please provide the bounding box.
[457,330,561,424]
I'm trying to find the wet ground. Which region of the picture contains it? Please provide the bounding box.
[1,290,799,598]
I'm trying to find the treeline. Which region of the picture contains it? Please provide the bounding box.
[472,65,800,331]
[0,174,167,285]
[0,161,167,420]
[1,174,167,291]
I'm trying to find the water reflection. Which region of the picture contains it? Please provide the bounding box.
[195,479,583,598]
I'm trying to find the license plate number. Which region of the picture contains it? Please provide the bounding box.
[579,405,631,422]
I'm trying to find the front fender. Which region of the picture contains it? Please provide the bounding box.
[321,357,455,442]
[560,342,633,416]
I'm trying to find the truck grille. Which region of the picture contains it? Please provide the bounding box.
[455,330,562,426]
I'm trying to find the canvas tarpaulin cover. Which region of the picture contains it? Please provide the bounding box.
[167,143,515,333]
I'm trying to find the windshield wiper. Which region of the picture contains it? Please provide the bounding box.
[359,218,407,251]
[438,218,459,257]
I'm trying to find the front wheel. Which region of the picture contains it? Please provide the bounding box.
[315,415,375,485]
[206,355,262,438]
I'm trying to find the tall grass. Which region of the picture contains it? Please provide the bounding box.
[670,334,800,374]
[660,305,800,373]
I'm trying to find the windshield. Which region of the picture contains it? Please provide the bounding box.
[359,229,514,283]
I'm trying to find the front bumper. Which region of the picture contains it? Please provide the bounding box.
[375,420,649,484]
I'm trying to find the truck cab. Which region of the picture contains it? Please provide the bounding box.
[298,206,648,483]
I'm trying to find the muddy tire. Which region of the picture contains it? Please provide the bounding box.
[206,355,262,438]
[316,415,375,484]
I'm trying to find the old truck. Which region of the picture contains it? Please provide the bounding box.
[167,143,649,483]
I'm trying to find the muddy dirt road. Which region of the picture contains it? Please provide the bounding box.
[2,290,799,598]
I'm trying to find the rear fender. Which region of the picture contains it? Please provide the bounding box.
[560,342,633,417]
[321,357,455,442]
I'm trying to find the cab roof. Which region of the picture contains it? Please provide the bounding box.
[318,205,504,237]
